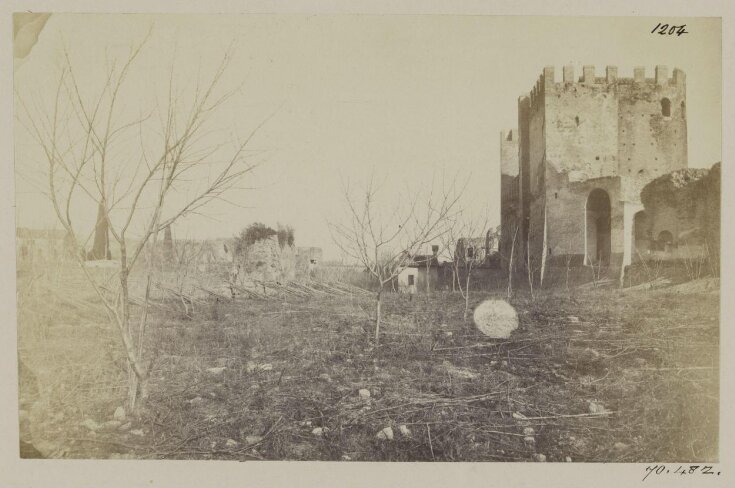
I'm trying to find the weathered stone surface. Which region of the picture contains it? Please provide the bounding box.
[473,299,519,338]
[500,66,692,281]
[376,427,394,441]
[113,406,126,421]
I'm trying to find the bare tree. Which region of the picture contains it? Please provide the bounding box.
[442,211,490,320]
[16,34,266,411]
[329,174,462,347]
[504,223,519,298]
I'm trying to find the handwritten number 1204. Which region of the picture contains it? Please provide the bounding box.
[651,23,688,36]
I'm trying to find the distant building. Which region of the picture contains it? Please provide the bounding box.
[16,228,74,263]
[296,247,323,278]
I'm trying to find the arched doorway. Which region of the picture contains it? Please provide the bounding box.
[585,189,611,266]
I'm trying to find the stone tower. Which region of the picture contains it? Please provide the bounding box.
[500,65,688,283]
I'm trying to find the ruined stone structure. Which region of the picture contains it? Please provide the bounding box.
[296,247,323,279]
[639,163,720,263]
[500,65,688,282]
[239,235,296,282]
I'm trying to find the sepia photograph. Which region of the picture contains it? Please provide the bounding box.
[2,2,733,487]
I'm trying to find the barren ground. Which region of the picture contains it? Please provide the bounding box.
[17,265,719,462]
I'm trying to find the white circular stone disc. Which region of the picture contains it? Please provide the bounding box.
[472,299,519,338]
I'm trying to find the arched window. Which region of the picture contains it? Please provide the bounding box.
[680,100,686,118]
[661,98,671,117]
[467,246,475,259]
[575,115,580,126]
[657,230,674,252]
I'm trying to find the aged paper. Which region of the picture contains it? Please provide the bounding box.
[1,1,732,487]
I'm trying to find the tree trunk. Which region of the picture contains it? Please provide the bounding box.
[463,271,471,321]
[374,288,382,347]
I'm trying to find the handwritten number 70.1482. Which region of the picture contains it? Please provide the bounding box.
[643,465,720,481]
[651,23,688,36]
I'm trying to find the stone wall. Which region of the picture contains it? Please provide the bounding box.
[502,65,689,283]
[639,163,720,262]
[240,235,296,282]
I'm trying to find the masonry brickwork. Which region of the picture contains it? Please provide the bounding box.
[500,65,688,283]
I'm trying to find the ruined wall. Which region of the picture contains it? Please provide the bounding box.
[640,163,719,261]
[499,129,520,267]
[240,235,296,281]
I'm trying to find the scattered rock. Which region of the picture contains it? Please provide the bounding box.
[523,427,535,436]
[119,422,132,431]
[130,429,145,437]
[245,435,263,445]
[80,419,100,432]
[225,439,239,447]
[524,436,536,447]
[568,316,580,323]
[113,406,126,421]
[442,361,478,379]
[312,427,327,437]
[588,401,608,414]
[207,367,227,375]
[512,412,528,420]
[189,396,204,405]
[318,373,332,383]
[246,362,273,373]
[299,420,313,427]
[398,425,411,437]
[341,454,352,461]
[613,442,630,452]
[99,420,122,432]
[473,299,519,338]
[376,427,394,441]
[566,456,572,462]
[634,357,647,367]
[533,453,547,462]
[358,389,371,400]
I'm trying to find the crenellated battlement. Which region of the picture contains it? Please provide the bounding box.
[530,65,685,93]
[525,65,686,113]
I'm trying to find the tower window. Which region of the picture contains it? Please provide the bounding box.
[680,101,686,118]
[575,116,580,126]
[661,98,671,117]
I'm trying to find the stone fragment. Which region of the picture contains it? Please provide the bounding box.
[613,442,630,452]
[245,435,263,445]
[113,406,126,421]
[80,419,100,432]
[473,299,519,338]
[376,427,394,441]
[358,388,371,400]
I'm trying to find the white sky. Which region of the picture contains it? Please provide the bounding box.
[14,14,722,260]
